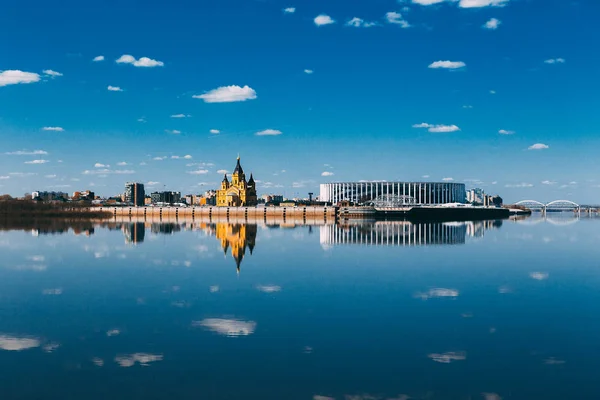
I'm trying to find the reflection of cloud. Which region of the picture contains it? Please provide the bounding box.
[416,288,459,300]
[482,393,502,400]
[106,329,121,337]
[13,264,47,271]
[0,335,41,351]
[27,255,45,262]
[43,342,60,353]
[530,272,549,280]
[171,300,191,308]
[92,357,104,367]
[42,288,62,295]
[313,396,335,400]
[498,285,512,294]
[193,318,256,337]
[428,351,466,363]
[544,357,566,365]
[114,353,163,367]
[209,285,220,293]
[256,285,281,293]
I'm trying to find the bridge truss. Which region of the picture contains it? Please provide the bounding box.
[515,200,580,212]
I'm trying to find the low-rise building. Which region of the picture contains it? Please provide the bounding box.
[150,191,181,205]
[32,191,69,202]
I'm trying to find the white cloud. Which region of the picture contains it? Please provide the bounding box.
[107,85,123,92]
[116,161,129,166]
[188,169,210,175]
[304,69,314,74]
[346,17,378,28]
[256,285,282,293]
[9,172,36,177]
[24,159,49,164]
[42,126,64,132]
[93,55,105,62]
[82,169,135,175]
[0,70,41,87]
[544,58,566,64]
[184,155,192,159]
[115,353,163,367]
[94,163,109,168]
[321,171,334,177]
[43,69,63,77]
[412,0,446,4]
[442,177,454,181]
[412,123,433,129]
[428,351,466,363]
[165,129,181,135]
[116,54,164,67]
[193,318,257,337]
[463,105,473,109]
[504,182,533,188]
[170,114,191,118]
[425,124,460,133]
[499,129,515,135]
[528,143,549,150]
[0,176,9,180]
[422,175,430,178]
[385,12,410,28]
[0,335,41,351]
[153,156,166,161]
[146,181,160,186]
[137,117,146,123]
[283,7,296,13]
[416,288,459,300]
[5,150,48,155]
[193,85,257,103]
[217,169,228,174]
[314,14,335,26]
[210,129,220,134]
[459,0,509,8]
[483,18,501,29]
[256,129,282,136]
[530,272,549,280]
[429,60,466,69]
[541,180,557,185]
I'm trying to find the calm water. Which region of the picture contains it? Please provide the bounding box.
[1,215,600,400]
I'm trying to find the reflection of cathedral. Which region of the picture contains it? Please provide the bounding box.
[216,156,257,207]
[214,223,257,273]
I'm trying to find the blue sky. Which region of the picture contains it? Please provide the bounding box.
[1,0,599,202]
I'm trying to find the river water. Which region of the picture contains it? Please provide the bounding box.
[0,215,599,400]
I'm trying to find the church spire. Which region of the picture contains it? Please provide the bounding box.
[233,156,243,175]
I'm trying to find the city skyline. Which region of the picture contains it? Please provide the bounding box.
[1,0,599,202]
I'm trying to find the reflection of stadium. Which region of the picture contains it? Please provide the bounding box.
[320,220,503,247]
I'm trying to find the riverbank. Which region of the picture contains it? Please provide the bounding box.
[0,200,111,218]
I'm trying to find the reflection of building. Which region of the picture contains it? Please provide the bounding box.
[214,223,257,273]
[466,219,503,238]
[216,157,257,207]
[319,182,466,205]
[123,222,145,244]
[124,183,145,206]
[151,223,181,235]
[320,221,467,247]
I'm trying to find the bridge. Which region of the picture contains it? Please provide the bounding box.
[515,200,582,213]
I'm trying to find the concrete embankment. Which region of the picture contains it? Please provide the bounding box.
[93,206,337,225]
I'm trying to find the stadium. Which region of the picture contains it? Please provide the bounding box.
[319,182,466,206]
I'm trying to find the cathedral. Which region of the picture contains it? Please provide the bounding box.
[216,156,257,207]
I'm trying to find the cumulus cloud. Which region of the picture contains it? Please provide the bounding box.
[256,129,282,136]
[428,351,467,363]
[544,58,566,64]
[346,17,378,28]
[412,0,446,4]
[412,123,433,128]
[0,176,9,180]
[321,171,334,177]
[505,182,533,188]
[114,353,163,367]
[193,85,257,103]
[429,60,466,69]
[107,85,123,92]
[93,55,105,62]
[385,12,410,27]
[459,0,509,7]
[210,129,220,134]
[217,169,228,174]
[24,159,49,164]
[304,69,314,74]
[416,288,459,300]
[499,129,515,135]
[314,14,335,26]
[42,126,64,132]
[528,143,549,150]
[187,169,210,175]
[414,123,460,133]
[0,335,41,351]
[183,155,192,159]
[116,54,164,67]
[193,318,256,337]
[256,285,281,293]
[483,18,501,29]
[530,272,549,280]
[165,129,181,135]
[94,163,109,168]
[283,7,295,13]
[0,70,41,87]
[170,114,191,118]
[5,150,48,155]
[43,69,63,77]
[82,169,135,175]
[146,181,160,186]
[442,177,454,181]
[116,161,129,166]
[541,180,557,185]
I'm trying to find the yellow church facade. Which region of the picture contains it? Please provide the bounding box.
[216,157,258,207]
